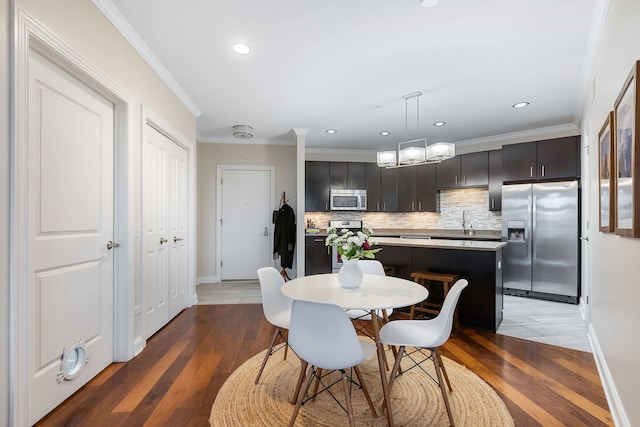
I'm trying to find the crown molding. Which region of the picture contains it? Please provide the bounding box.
[91,0,202,118]
[575,0,611,123]
[197,136,295,146]
[454,123,580,148]
[305,147,378,156]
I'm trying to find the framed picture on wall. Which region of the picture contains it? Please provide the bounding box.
[613,60,640,237]
[598,111,615,232]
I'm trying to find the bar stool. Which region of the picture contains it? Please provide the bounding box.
[409,271,459,320]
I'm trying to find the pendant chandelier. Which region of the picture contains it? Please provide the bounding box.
[376,91,455,168]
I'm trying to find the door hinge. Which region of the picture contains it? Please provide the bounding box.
[220,178,223,185]
[586,295,589,304]
[220,260,223,267]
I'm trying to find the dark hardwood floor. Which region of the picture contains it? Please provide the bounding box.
[36,304,613,426]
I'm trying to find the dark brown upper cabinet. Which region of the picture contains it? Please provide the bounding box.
[397,167,418,212]
[330,162,366,189]
[379,167,398,212]
[488,149,502,211]
[305,161,330,212]
[435,152,489,189]
[416,163,437,212]
[502,136,580,183]
[365,163,382,211]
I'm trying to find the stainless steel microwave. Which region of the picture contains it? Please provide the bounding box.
[330,189,367,211]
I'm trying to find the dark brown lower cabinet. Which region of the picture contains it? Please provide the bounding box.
[377,245,503,332]
[305,236,331,275]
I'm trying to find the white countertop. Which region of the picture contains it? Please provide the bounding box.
[375,236,506,251]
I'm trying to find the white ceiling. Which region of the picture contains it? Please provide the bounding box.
[104,0,602,152]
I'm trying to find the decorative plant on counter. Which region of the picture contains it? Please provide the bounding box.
[325,225,381,260]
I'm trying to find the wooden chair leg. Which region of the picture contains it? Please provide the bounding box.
[341,370,356,427]
[289,364,315,427]
[432,348,455,427]
[354,366,377,417]
[387,346,405,395]
[283,330,289,360]
[311,368,323,402]
[381,345,405,413]
[255,327,281,384]
[436,350,453,392]
[291,359,308,404]
[376,318,390,371]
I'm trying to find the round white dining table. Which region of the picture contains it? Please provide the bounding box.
[281,273,428,427]
[281,273,428,311]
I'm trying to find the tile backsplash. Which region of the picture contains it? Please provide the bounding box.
[305,188,502,231]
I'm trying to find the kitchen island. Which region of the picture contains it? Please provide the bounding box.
[374,237,506,332]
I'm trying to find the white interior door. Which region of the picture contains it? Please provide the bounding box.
[220,167,273,280]
[168,140,188,318]
[143,126,188,338]
[27,51,115,424]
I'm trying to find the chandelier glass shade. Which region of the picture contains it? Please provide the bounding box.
[376,92,455,168]
[399,139,427,164]
[376,150,397,167]
[426,141,456,162]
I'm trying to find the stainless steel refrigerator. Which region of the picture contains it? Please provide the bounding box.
[501,181,579,302]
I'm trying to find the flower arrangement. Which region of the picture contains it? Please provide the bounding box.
[325,225,381,261]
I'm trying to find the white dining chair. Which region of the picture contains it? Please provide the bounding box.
[379,279,468,427]
[346,259,394,327]
[255,266,293,384]
[288,300,378,427]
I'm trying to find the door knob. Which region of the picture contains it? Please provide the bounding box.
[106,241,120,250]
[174,236,184,243]
[160,237,168,244]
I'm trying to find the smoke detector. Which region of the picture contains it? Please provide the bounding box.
[233,125,253,139]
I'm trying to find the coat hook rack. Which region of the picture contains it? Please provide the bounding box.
[274,190,293,281]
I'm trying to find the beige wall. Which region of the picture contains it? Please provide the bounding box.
[197,142,297,281]
[583,0,640,424]
[1,0,9,423]
[17,0,196,137]
[5,0,196,422]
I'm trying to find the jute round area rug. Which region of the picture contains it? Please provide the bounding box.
[210,346,513,426]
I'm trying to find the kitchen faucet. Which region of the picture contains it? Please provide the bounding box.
[462,210,466,234]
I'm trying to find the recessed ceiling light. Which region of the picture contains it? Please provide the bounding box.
[433,121,446,127]
[380,131,391,136]
[326,129,337,134]
[232,43,251,55]
[513,102,530,109]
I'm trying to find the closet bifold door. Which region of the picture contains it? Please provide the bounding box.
[142,125,188,339]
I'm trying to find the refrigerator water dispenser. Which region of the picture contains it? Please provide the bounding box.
[507,220,525,242]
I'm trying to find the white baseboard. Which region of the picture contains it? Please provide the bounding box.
[589,324,629,427]
[197,276,219,285]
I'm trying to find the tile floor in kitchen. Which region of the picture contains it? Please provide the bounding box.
[196,281,591,353]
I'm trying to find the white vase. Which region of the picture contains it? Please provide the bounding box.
[338,258,363,289]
